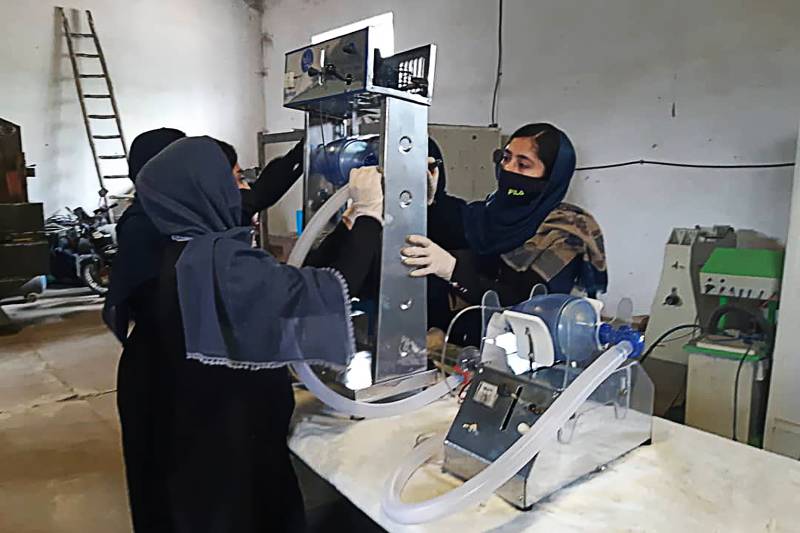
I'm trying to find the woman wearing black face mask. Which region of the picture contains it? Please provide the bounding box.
[402,123,607,341]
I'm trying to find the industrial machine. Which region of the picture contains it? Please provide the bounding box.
[283,17,438,400]
[643,226,782,417]
[644,226,736,366]
[378,293,653,522]
[440,295,653,509]
[0,118,49,326]
[683,247,782,445]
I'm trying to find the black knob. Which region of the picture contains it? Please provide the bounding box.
[528,403,545,415]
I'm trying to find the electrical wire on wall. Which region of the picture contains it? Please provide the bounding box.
[489,0,504,128]
[576,159,795,172]
[483,0,794,172]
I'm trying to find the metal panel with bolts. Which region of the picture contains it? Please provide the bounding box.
[276,19,439,399]
[375,97,428,382]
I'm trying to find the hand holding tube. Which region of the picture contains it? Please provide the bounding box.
[343,166,383,229]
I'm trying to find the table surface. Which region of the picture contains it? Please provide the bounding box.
[289,390,800,533]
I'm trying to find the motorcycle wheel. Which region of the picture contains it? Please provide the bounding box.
[81,262,110,296]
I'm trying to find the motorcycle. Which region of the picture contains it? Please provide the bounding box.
[45,204,117,295]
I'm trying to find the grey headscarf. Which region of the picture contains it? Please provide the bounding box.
[137,136,354,370]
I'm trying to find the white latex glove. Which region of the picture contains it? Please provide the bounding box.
[401,235,456,280]
[426,157,439,206]
[343,165,383,229]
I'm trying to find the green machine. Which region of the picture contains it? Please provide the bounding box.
[684,247,783,445]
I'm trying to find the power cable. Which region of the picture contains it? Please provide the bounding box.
[732,344,754,443]
[489,0,503,127]
[639,324,703,364]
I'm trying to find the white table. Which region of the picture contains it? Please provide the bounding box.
[289,390,800,532]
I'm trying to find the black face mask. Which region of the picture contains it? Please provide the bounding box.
[495,165,549,204]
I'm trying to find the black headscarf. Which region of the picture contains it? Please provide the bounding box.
[103,128,186,341]
[462,123,576,256]
[128,128,186,183]
[427,138,469,250]
[137,136,353,369]
[214,139,238,169]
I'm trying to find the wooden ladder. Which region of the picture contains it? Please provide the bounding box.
[57,7,128,218]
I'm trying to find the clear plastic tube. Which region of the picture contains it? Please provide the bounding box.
[380,341,633,524]
[287,183,461,418]
[286,184,351,269]
[293,363,462,418]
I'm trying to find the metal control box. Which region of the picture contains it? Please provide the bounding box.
[443,363,653,509]
[284,29,371,112]
[284,26,435,118]
[699,248,783,300]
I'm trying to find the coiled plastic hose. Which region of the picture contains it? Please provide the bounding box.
[286,183,461,418]
[380,341,634,524]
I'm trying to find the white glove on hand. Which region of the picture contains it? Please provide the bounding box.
[343,165,383,229]
[401,235,456,280]
[427,157,439,206]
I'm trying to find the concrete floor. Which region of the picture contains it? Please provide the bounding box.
[0,291,127,532]
[0,291,381,532]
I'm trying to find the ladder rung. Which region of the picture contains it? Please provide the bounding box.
[79,74,106,79]
[84,94,111,99]
[99,155,126,160]
[69,33,95,38]
[103,175,129,180]
[88,114,117,119]
[93,134,121,139]
[75,53,100,58]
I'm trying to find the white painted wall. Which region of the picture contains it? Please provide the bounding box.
[765,120,800,459]
[1,0,265,215]
[262,0,800,313]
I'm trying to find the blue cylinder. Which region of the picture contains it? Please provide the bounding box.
[512,294,601,363]
[311,135,379,187]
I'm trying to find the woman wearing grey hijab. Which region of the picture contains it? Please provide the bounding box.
[123,135,356,531]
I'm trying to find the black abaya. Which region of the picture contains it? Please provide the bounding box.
[117,241,305,532]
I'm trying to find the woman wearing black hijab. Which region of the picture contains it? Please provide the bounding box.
[105,128,187,340]
[107,129,186,532]
[403,123,607,342]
